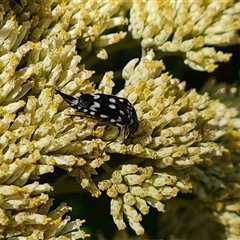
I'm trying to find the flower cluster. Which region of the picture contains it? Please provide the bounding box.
[108,51,236,165]
[96,51,239,235]
[0,1,126,237]
[195,80,240,238]
[2,0,130,59]
[0,197,88,239]
[129,0,240,72]
[0,1,240,239]
[98,164,190,235]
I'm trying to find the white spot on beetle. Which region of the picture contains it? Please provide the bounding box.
[83,109,88,113]
[116,117,123,122]
[100,114,108,118]
[71,99,78,105]
[93,94,101,99]
[92,102,100,108]
[109,98,116,103]
[109,104,116,109]
[89,102,101,111]
[110,119,116,123]
[119,110,124,115]
[90,111,95,115]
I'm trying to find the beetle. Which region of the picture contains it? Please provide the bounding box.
[56,89,139,140]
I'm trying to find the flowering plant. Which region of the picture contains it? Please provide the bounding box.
[0,1,240,239]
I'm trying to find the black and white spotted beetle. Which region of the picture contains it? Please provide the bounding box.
[56,89,139,140]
